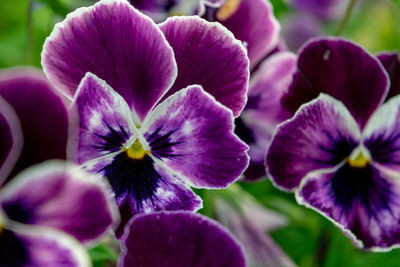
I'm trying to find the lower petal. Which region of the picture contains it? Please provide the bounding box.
[0,161,118,244]
[119,211,245,267]
[2,225,90,267]
[297,163,400,250]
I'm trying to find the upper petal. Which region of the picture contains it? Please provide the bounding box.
[141,85,249,188]
[69,73,136,165]
[0,68,68,179]
[282,38,390,130]
[297,163,400,250]
[0,96,23,184]
[377,51,400,101]
[0,160,118,244]
[204,0,280,68]
[266,94,361,191]
[42,0,177,121]
[119,211,245,267]
[159,16,249,117]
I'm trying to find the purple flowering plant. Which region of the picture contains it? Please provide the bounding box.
[2,0,400,266]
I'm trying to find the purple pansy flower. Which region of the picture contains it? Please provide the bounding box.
[292,0,346,20]
[199,0,297,180]
[42,0,249,233]
[119,211,246,267]
[0,68,69,183]
[266,38,400,250]
[0,160,118,266]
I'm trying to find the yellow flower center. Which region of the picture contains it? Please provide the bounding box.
[124,140,149,160]
[216,0,241,21]
[347,151,370,168]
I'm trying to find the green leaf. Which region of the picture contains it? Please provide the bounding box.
[88,243,118,263]
[36,0,69,16]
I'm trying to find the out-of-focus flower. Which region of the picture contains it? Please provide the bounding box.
[119,211,246,267]
[292,0,345,20]
[0,68,69,183]
[214,186,296,267]
[266,38,400,250]
[42,0,249,235]
[200,0,297,181]
[0,161,118,266]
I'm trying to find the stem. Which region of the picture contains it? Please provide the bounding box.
[27,0,34,64]
[335,0,357,36]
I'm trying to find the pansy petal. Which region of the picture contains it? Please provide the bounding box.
[297,163,400,250]
[363,94,400,171]
[119,211,245,267]
[141,85,249,188]
[42,0,177,121]
[0,161,118,243]
[214,0,280,68]
[377,51,400,100]
[159,16,249,117]
[0,96,23,184]
[69,73,136,165]
[266,94,360,191]
[2,225,90,267]
[0,68,68,178]
[282,38,389,129]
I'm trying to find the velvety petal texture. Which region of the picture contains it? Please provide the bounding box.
[159,16,249,116]
[0,161,118,243]
[0,96,23,184]
[119,211,246,267]
[141,85,249,188]
[377,51,400,100]
[69,73,136,165]
[4,225,91,267]
[0,68,68,179]
[267,94,360,191]
[282,38,389,129]
[42,0,177,121]
[212,0,280,68]
[297,163,400,250]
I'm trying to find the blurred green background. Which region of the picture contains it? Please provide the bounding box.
[1,0,400,266]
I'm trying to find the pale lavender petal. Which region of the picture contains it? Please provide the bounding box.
[0,161,118,243]
[69,73,135,165]
[4,225,90,267]
[119,211,245,267]
[141,85,249,188]
[212,0,280,68]
[0,96,23,184]
[297,163,400,250]
[0,68,68,178]
[377,51,400,100]
[215,197,296,267]
[159,16,249,117]
[42,0,177,121]
[363,95,400,172]
[282,38,389,130]
[266,94,360,191]
[292,0,343,19]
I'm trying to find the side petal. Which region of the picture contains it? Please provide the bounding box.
[69,73,136,165]
[297,163,400,250]
[42,0,177,121]
[119,211,245,267]
[282,37,389,130]
[2,225,90,267]
[0,68,68,179]
[0,96,23,184]
[0,161,118,244]
[141,85,249,188]
[377,51,400,100]
[266,94,361,191]
[210,0,280,68]
[363,94,400,171]
[159,16,249,117]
